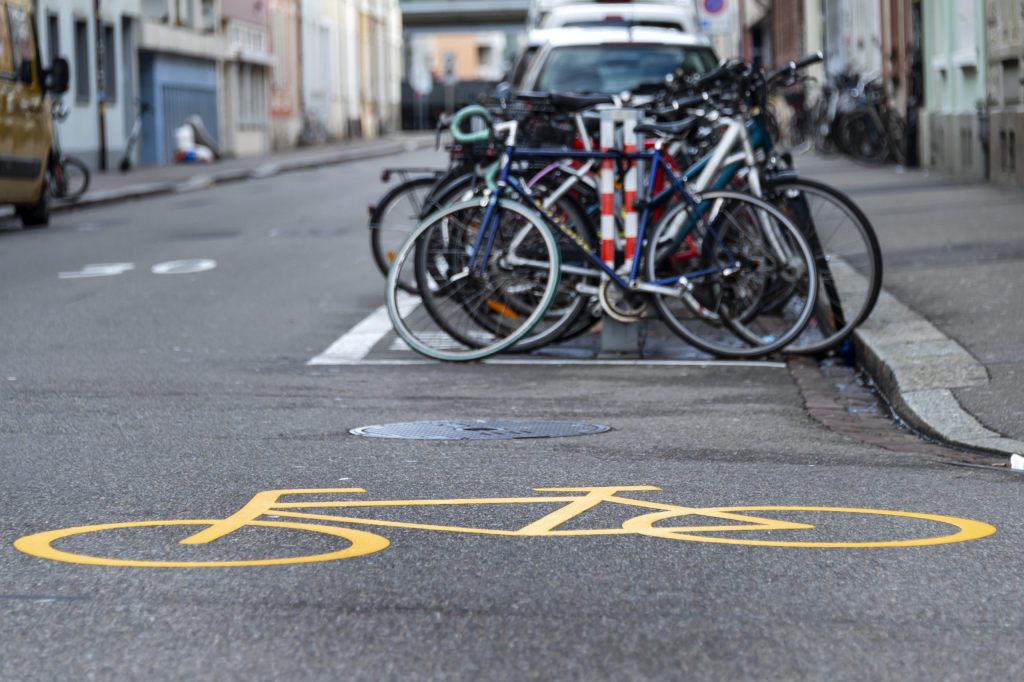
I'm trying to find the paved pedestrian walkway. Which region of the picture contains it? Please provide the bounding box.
[796,152,1024,456]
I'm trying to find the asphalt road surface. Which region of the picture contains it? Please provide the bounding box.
[1,150,1020,681]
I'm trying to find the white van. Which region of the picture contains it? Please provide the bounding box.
[528,0,701,33]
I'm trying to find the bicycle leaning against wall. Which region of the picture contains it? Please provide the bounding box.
[48,98,90,202]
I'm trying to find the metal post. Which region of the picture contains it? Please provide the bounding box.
[94,0,107,171]
[597,107,644,357]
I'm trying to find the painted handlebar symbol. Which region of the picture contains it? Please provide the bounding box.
[13,486,996,568]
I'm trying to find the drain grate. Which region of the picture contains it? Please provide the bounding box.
[350,420,611,441]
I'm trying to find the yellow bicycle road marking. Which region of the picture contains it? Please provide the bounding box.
[12,486,997,567]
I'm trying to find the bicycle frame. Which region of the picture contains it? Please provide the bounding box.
[466,141,739,297]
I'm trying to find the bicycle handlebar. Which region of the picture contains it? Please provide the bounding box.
[794,51,824,70]
[450,105,494,145]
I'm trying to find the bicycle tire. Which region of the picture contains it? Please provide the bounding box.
[387,198,561,362]
[646,190,818,358]
[61,156,91,201]
[408,170,597,354]
[840,110,890,165]
[508,183,597,352]
[766,177,883,355]
[370,176,438,293]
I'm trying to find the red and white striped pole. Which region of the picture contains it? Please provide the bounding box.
[599,111,616,272]
[622,111,639,270]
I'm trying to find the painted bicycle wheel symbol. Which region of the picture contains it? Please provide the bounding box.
[14,486,996,568]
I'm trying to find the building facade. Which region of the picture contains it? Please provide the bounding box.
[221,0,274,158]
[36,0,142,169]
[985,0,1024,185]
[917,0,987,178]
[137,0,225,165]
[35,0,401,166]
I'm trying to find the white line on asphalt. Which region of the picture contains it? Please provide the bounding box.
[308,294,786,369]
[307,293,416,365]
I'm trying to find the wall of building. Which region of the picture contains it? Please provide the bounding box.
[918,0,987,178]
[221,1,273,157]
[36,0,142,169]
[139,51,219,164]
[269,0,302,149]
[986,0,1024,185]
[822,0,882,76]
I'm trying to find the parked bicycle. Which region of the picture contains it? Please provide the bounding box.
[368,52,883,361]
[809,69,905,165]
[48,98,90,202]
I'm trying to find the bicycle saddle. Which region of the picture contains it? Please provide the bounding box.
[635,116,701,137]
[516,91,614,113]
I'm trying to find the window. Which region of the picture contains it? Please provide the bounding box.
[74,19,90,103]
[103,24,116,103]
[47,14,60,65]
[535,45,717,94]
[0,8,13,77]
[7,5,37,82]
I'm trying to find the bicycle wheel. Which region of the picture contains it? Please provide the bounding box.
[509,185,597,352]
[766,178,883,355]
[841,111,890,165]
[410,171,597,354]
[646,190,818,358]
[61,156,90,201]
[387,198,561,362]
[370,176,438,293]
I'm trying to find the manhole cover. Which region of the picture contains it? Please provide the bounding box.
[350,420,611,440]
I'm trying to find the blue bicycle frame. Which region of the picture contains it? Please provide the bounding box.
[465,145,740,292]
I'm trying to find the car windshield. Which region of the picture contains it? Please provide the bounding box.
[535,44,717,94]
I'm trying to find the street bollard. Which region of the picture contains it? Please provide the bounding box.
[599,317,645,357]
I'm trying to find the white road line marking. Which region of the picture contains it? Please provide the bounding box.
[58,263,135,279]
[152,259,217,275]
[309,294,786,369]
[307,292,416,365]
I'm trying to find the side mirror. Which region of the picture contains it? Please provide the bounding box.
[48,57,70,94]
[18,59,33,85]
[493,81,511,106]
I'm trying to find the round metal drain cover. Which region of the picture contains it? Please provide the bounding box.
[350,420,611,441]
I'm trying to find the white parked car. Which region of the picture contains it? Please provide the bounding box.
[538,1,702,34]
[516,26,716,95]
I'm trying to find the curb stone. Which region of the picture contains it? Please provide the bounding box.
[855,285,1024,458]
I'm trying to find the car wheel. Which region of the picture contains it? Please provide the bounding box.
[16,183,50,229]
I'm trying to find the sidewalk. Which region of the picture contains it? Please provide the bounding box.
[2,133,435,218]
[795,152,1024,458]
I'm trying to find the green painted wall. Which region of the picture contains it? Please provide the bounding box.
[922,0,987,114]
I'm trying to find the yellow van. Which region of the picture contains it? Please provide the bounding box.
[0,0,69,227]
